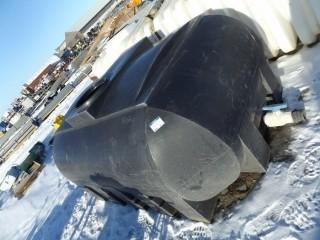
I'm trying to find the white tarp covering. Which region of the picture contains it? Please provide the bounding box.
[153,0,320,58]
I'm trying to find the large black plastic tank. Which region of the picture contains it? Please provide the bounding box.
[54,13,282,222]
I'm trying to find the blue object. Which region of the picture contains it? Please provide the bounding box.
[262,103,288,112]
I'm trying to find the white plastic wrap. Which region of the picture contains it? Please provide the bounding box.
[153,0,320,57]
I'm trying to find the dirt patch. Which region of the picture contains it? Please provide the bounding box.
[215,172,263,214]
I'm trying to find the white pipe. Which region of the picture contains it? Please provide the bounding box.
[309,0,320,25]
[272,0,291,21]
[263,0,297,53]
[263,111,305,127]
[290,0,318,44]
[173,0,191,27]
[246,0,280,57]
[183,0,209,19]
[301,0,320,35]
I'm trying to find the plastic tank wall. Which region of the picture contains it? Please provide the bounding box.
[153,0,320,58]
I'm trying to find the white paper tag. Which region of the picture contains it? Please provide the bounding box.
[149,117,165,132]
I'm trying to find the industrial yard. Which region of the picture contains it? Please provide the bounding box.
[1,0,320,239]
[0,0,140,163]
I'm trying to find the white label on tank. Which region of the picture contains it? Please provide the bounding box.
[149,117,165,132]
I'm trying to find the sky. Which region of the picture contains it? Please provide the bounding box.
[0,0,101,116]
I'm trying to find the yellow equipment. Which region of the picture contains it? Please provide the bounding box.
[127,0,142,8]
[53,114,64,129]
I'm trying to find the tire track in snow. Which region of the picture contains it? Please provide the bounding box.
[279,190,320,231]
[288,145,320,186]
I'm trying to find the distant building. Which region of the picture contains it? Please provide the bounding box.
[9,113,21,126]
[21,97,34,111]
[64,32,85,50]
[0,121,7,132]
[71,0,119,34]
[55,0,118,57]
[25,64,54,93]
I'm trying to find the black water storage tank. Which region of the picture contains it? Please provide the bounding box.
[54,13,282,223]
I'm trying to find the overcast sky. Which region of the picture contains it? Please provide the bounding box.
[0,0,101,116]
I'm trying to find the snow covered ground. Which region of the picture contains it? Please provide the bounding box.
[1,43,320,239]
